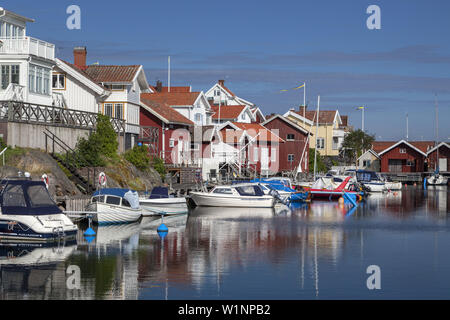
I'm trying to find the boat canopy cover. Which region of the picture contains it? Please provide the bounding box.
[263,183,295,193]
[235,185,265,197]
[356,170,380,182]
[94,188,140,209]
[149,187,169,199]
[311,177,335,190]
[0,180,62,216]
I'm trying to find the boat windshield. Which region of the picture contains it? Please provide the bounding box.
[213,188,233,194]
[356,170,379,182]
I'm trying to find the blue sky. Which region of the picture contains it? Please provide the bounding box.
[6,0,450,141]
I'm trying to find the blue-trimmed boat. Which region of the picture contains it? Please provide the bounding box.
[0,180,78,242]
[86,188,142,225]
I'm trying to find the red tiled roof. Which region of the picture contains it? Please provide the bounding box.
[292,110,337,124]
[58,59,108,90]
[211,105,246,120]
[84,65,141,83]
[160,86,191,93]
[141,92,200,106]
[141,95,193,126]
[372,141,435,154]
[220,128,245,144]
[232,122,283,143]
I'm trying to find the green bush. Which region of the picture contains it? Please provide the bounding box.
[124,145,150,171]
[309,148,328,174]
[152,156,166,178]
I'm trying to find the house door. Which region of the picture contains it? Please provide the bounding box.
[261,147,269,173]
[439,158,448,171]
[388,159,403,172]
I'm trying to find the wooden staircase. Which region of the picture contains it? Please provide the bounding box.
[44,129,97,194]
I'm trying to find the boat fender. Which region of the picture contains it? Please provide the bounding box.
[41,173,49,189]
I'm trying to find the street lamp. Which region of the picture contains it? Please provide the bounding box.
[357,106,366,132]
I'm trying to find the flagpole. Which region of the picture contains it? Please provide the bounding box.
[362,107,365,132]
[168,56,171,93]
[303,82,306,126]
[314,95,320,181]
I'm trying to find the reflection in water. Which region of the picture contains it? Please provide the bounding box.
[0,186,449,300]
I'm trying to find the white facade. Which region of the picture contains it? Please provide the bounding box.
[171,92,212,126]
[0,8,56,106]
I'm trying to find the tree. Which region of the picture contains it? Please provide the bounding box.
[340,129,375,165]
[124,145,150,170]
[309,148,328,174]
[75,114,118,167]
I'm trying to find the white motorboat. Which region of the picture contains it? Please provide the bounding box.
[356,170,386,192]
[0,179,78,242]
[86,188,142,225]
[188,184,275,208]
[427,174,448,186]
[139,187,188,216]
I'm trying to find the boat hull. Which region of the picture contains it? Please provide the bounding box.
[140,197,188,216]
[86,203,142,225]
[362,182,386,192]
[188,192,275,208]
[0,214,78,242]
[310,190,363,199]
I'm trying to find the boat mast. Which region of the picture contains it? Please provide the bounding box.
[435,94,439,172]
[313,95,320,181]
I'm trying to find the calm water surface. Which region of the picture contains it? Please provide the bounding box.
[0,186,449,300]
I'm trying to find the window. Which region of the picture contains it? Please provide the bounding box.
[363,160,371,167]
[169,139,175,148]
[213,188,233,194]
[0,22,24,39]
[253,147,259,162]
[104,84,125,91]
[104,103,113,117]
[1,65,20,90]
[114,103,123,119]
[28,185,56,207]
[215,89,221,96]
[288,154,295,162]
[332,137,339,150]
[406,160,414,167]
[122,198,131,207]
[29,65,50,95]
[287,134,295,141]
[317,138,325,150]
[52,74,66,89]
[92,196,105,203]
[271,147,277,162]
[3,185,27,207]
[194,113,203,123]
[399,148,406,154]
[106,196,121,206]
[191,142,200,151]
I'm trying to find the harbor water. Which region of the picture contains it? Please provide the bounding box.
[0,186,449,300]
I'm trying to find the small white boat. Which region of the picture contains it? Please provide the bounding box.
[188,184,275,208]
[356,170,386,192]
[427,174,448,186]
[86,188,142,225]
[0,179,78,242]
[139,187,187,216]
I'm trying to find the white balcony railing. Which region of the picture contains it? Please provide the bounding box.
[0,37,55,60]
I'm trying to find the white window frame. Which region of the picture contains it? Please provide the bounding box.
[399,148,407,154]
[287,134,295,141]
[29,64,51,96]
[317,137,325,150]
[1,64,20,90]
[271,147,277,162]
[52,73,66,90]
[169,139,175,148]
[288,154,295,162]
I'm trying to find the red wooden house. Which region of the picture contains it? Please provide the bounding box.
[372,140,435,173]
[219,122,284,175]
[262,114,311,173]
[139,94,193,165]
[426,142,450,172]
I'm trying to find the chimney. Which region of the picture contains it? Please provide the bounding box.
[218,79,225,86]
[299,105,307,114]
[73,46,87,70]
[156,80,163,93]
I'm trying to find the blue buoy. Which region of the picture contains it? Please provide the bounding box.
[84,235,95,243]
[424,178,427,189]
[157,223,168,233]
[84,227,96,236]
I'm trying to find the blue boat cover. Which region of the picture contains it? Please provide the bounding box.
[0,180,62,216]
[93,188,136,198]
[149,187,169,199]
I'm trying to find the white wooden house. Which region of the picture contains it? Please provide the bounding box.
[0,7,56,106]
[58,47,152,150]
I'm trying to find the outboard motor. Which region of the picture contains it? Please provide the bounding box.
[268,189,289,205]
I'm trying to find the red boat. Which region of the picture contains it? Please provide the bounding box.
[305,177,364,200]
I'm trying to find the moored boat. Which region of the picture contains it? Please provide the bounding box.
[427,173,448,186]
[306,177,365,200]
[188,184,275,208]
[139,187,188,216]
[0,179,78,242]
[86,188,142,225]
